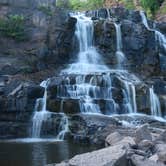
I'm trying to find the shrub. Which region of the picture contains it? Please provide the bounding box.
[0,14,26,41]
[140,0,163,17]
[38,5,53,16]
[122,0,135,10]
[70,0,104,11]
[56,0,71,8]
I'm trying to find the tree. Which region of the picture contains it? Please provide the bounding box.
[140,0,161,16]
[57,0,70,8]
[70,0,104,10]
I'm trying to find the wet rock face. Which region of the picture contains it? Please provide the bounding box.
[93,7,160,77]
[0,111,32,138]
[0,76,44,112]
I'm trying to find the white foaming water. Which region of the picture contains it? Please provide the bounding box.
[140,11,166,52]
[58,13,139,115]
[149,87,162,117]
[123,81,137,113]
[31,79,69,140]
[62,13,109,75]
[106,8,111,19]
[31,79,70,140]
[61,13,110,114]
[114,23,126,69]
[140,11,164,117]
[155,31,166,52]
[139,11,151,30]
[31,79,50,138]
[56,113,69,140]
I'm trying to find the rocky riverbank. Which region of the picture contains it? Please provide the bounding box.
[48,122,166,166]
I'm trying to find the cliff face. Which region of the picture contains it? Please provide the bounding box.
[0,1,166,138]
[156,0,166,22]
[0,0,76,77]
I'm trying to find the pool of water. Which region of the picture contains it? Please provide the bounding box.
[0,138,99,166]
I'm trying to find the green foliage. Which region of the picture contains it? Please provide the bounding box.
[0,15,26,41]
[140,0,161,17]
[69,0,104,11]
[38,5,53,16]
[57,0,71,8]
[122,0,135,10]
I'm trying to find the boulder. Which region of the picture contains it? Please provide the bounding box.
[158,151,166,164]
[149,154,159,162]
[130,154,165,166]
[105,132,135,146]
[135,124,152,144]
[118,136,135,146]
[105,131,123,146]
[138,140,154,152]
[155,144,166,153]
[55,144,128,166]
[156,130,166,143]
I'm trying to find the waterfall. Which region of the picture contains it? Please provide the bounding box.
[155,31,166,52]
[58,13,139,115]
[56,113,69,140]
[106,8,111,19]
[31,79,50,138]
[63,13,109,74]
[139,10,165,117]
[61,13,110,114]
[139,11,151,30]
[123,81,137,113]
[140,11,166,52]
[149,87,162,117]
[114,23,126,69]
[31,79,69,140]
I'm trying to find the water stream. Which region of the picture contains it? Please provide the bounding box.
[31,80,50,138]
[114,23,126,69]
[31,11,166,140]
[149,87,162,117]
[59,13,138,115]
[140,11,166,52]
[140,11,164,117]
[31,80,69,140]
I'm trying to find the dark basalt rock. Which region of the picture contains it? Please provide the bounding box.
[0,77,44,112]
[0,1,76,74]
[92,8,161,77]
[156,22,166,35]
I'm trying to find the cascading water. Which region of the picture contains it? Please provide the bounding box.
[61,13,110,114]
[140,11,165,117]
[106,8,111,19]
[155,31,166,52]
[31,79,69,140]
[63,13,109,74]
[56,113,69,140]
[59,13,138,115]
[123,81,137,113]
[139,11,151,31]
[114,23,126,69]
[31,79,50,138]
[149,87,162,117]
[140,11,166,53]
